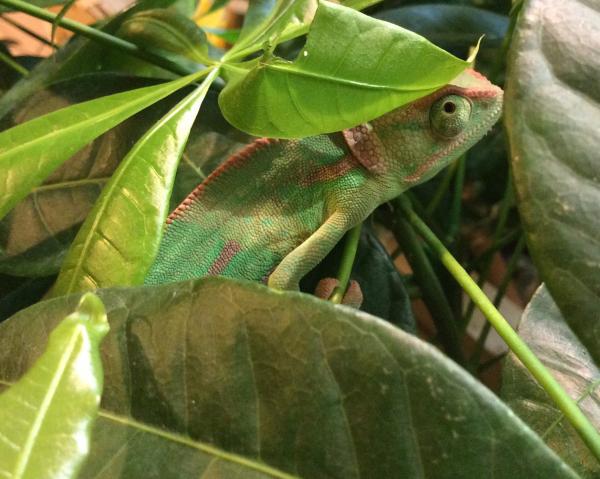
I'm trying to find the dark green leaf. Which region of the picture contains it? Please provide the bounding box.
[0,293,108,479]
[0,278,577,478]
[503,285,600,478]
[373,5,508,74]
[0,70,204,221]
[219,1,471,138]
[0,275,54,323]
[51,69,219,296]
[119,8,212,63]
[504,0,600,364]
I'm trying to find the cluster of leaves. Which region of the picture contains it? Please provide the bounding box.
[0,0,598,477]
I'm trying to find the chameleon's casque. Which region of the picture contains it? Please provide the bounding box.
[145,69,503,289]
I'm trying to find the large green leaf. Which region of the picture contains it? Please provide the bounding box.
[0,70,205,222]
[503,284,600,478]
[51,69,219,297]
[0,74,249,278]
[219,1,471,138]
[0,278,577,478]
[0,292,108,479]
[373,5,508,63]
[504,0,600,364]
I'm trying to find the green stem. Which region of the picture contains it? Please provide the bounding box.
[330,224,362,304]
[470,233,526,367]
[396,195,600,462]
[446,155,465,244]
[425,161,456,216]
[0,0,195,76]
[0,49,27,76]
[389,202,465,365]
[462,175,514,327]
[0,14,56,47]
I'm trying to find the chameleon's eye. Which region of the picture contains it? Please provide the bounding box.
[430,94,472,138]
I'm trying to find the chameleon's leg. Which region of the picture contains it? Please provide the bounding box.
[268,211,355,291]
[314,278,364,308]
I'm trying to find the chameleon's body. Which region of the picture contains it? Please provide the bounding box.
[145,69,503,290]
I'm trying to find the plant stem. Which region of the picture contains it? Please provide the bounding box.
[470,233,526,367]
[0,14,56,47]
[446,155,465,244]
[0,49,27,76]
[330,224,361,304]
[396,195,600,462]
[426,161,456,216]
[389,202,465,365]
[462,175,514,327]
[0,0,195,76]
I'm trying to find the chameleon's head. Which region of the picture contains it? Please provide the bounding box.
[343,69,503,196]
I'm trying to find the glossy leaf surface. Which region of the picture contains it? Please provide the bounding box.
[0,71,204,222]
[51,69,219,297]
[0,278,576,478]
[0,293,108,479]
[504,0,600,363]
[503,284,600,478]
[119,8,211,63]
[219,1,471,137]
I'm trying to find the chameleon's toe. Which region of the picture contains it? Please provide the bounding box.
[314,278,363,308]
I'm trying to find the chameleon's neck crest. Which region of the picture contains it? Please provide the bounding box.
[342,123,387,174]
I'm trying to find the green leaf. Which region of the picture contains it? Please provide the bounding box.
[51,69,219,297]
[0,0,200,121]
[0,292,109,479]
[0,74,242,277]
[227,0,316,59]
[0,70,206,222]
[504,0,600,364]
[373,5,508,58]
[219,1,471,138]
[119,8,212,63]
[503,284,600,478]
[0,278,577,478]
[0,75,250,278]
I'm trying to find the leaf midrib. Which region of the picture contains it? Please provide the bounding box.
[97,410,297,478]
[12,326,83,478]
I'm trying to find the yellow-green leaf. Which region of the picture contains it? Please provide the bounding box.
[0,70,206,221]
[51,68,220,297]
[0,293,109,479]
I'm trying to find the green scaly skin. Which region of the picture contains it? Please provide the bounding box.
[145,69,503,291]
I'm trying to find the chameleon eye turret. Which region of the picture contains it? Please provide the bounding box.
[429,95,472,138]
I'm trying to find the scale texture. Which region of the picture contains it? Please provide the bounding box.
[146,69,503,289]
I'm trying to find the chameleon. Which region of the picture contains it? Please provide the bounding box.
[145,69,503,298]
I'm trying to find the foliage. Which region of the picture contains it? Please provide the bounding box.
[0,293,108,478]
[0,0,598,476]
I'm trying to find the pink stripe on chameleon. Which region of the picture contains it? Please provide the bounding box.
[207,240,242,275]
[299,155,358,187]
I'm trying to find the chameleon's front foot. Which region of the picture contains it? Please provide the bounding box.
[267,271,300,292]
